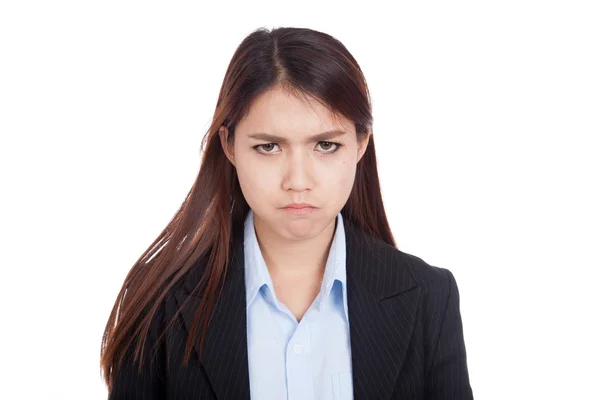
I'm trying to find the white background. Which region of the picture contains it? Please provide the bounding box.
[1,1,598,399]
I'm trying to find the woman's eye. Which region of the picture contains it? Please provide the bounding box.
[316,141,340,152]
[255,143,279,153]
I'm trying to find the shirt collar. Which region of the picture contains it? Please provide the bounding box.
[243,209,348,318]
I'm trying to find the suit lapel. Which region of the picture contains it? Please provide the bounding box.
[343,219,421,400]
[173,224,250,400]
[174,217,420,400]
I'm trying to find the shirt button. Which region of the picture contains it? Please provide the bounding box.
[292,344,302,354]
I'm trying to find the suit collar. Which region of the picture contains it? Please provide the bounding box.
[342,219,421,399]
[173,215,420,400]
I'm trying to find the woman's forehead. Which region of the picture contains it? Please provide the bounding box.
[238,87,353,137]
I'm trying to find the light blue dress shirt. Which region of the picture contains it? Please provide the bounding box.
[244,209,354,400]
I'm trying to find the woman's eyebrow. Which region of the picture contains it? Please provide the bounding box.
[247,129,347,144]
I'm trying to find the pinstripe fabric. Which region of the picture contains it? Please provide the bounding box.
[109,216,473,399]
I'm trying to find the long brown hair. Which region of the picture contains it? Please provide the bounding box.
[100,26,396,393]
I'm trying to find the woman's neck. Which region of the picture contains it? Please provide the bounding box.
[253,216,337,281]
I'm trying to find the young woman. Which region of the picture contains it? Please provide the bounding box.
[101,26,473,400]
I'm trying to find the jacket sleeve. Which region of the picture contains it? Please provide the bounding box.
[108,299,167,400]
[426,269,474,399]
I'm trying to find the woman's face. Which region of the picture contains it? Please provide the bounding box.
[220,85,369,241]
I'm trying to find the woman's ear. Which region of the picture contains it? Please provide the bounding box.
[219,126,235,167]
[357,131,371,163]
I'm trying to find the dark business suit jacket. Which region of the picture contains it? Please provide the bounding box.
[109,217,473,399]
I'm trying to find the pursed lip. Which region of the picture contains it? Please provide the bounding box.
[283,202,316,209]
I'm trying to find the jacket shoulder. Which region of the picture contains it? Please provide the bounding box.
[362,226,455,296]
[396,250,455,297]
